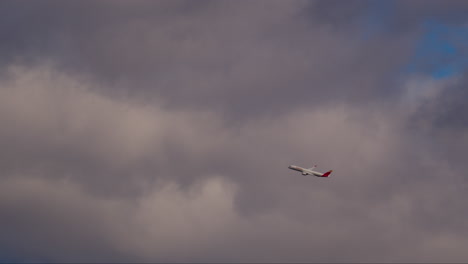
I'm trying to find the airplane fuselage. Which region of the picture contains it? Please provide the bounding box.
[288,165,332,177]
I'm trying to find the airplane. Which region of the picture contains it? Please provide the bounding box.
[288,165,333,177]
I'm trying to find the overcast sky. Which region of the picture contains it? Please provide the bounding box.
[1,0,468,262]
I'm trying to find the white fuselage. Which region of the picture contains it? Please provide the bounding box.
[288,165,324,177]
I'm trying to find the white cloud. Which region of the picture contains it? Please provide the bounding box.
[0,50,467,262]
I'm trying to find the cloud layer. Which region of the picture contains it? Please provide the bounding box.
[1,1,468,262]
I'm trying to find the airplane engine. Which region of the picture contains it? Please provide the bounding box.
[302,172,308,176]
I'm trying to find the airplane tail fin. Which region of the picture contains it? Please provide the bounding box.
[322,170,333,177]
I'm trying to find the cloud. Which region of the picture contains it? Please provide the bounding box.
[1,1,468,262]
[0,64,235,196]
[0,176,129,262]
[1,64,467,262]
[0,172,239,262]
[0,0,418,120]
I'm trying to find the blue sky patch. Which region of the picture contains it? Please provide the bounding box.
[406,19,468,79]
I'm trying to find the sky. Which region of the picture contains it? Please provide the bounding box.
[1,0,468,262]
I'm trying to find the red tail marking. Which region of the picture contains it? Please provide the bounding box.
[322,170,333,177]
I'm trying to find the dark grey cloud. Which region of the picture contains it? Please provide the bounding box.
[409,76,468,170]
[394,0,468,25]
[1,1,468,262]
[0,0,418,120]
